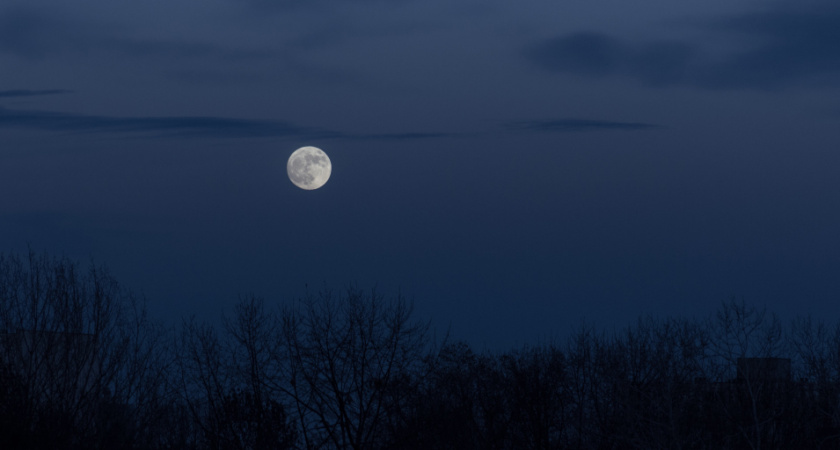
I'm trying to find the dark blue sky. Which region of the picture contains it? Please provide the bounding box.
[2,0,839,348]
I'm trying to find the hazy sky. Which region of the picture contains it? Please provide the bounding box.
[2,0,839,348]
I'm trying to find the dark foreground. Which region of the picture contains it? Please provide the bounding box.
[1,251,839,449]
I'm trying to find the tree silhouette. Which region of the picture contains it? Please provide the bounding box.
[0,250,172,449]
[4,249,840,449]
[178,295,296,450]
[277,287,429,450]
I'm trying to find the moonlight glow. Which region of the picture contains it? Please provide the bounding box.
[287,146,332,190]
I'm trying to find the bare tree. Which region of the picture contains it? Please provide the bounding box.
[707,299,796,450]
[606,317,714,449]
[276,287,429,450]
[177,295,296,450]
[499,343,569,450]
[563,323,608,449]
[407,341,482,449]
[789,316,840,448]
[178,316,231,448]
[0,249,173,449]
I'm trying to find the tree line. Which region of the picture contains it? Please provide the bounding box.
[1,250,840,449]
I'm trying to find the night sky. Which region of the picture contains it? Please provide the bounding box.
[2,0,839,349]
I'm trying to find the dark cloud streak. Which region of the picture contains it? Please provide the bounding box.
[0,107,332,139]
[0,89,73,98]
[352,132,452,140]
[0,106,459,141]
[0,106,656,141]
[506,119,661,132]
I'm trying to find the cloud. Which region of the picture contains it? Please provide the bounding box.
[0,105,649,139]
[527,33,696,87]
[699,6,840,88]
[0,89,73,97]
[506,119,661,132]
[0,6,271,61]
[0,7,60,59]
[0,106,453,141]
[353,132,453,140]
[97,38,272,62]
[240,0,416,14]
[526,3,840,90]
[527,33,625,78]
[0,106,333,139]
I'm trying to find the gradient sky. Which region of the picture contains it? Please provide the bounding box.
[2,0,839,348]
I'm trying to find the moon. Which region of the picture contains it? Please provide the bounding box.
[287,146,332,190]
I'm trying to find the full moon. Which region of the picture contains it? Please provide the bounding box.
[287,146,332,190]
